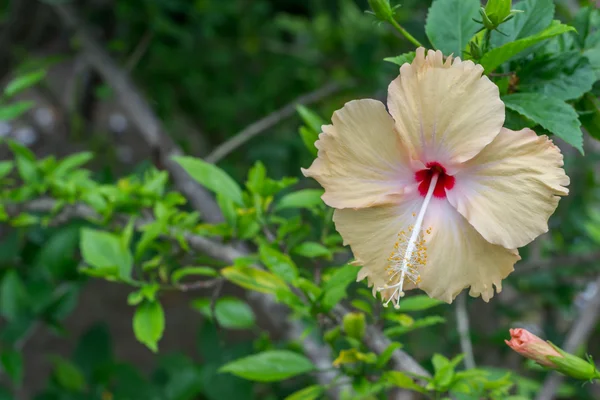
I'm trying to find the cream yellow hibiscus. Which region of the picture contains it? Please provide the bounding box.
[302,48,569,306]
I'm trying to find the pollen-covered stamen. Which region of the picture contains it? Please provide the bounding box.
[378,173,439,309]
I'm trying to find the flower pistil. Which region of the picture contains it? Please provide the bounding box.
[378,173,438,308]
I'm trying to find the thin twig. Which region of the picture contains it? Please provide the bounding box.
[125,30,154,72]
[456,293,476,369]
[205,81,346,164]
[535,275,600,400]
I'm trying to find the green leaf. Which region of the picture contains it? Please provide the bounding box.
[4,69,46,97]
[384,371,427,394]
[133,301,165,353]
[333,349,377,366]
[343,312,366,340]
[219,350,315,382]
[7,140,37,183]
[292,242,331,259]
[299,126,318,156]
[296,105,325,134]
[276,189,324,211]
[0,271,28,321]
[384,316,446,336]
[191,296,256,330]
[259,245,298,282]
[491,0,555,47]
[172,266,218,283]
[284,385,324,400]
[481,21,575,73]
[50,356,87,392]
[384,51,416,66]
[0,101,34,121]
[0,161,14,180]
[0,349,23,386]
[425,0,480,56]
[398,295,444,312]
[172,156,244,205]
[518,51,596,101]
[217,193,237,229]
[80,228,133,280]
[321,265,359,311]
[376,342,403,369]
[503,93,583,153]
[221,265,289,295]
[53,152,93,177]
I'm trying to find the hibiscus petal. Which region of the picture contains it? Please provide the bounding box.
[333,196,423,292]
[387,47,505,167]
[334,193,519,304]
[420,199,520,303]
[302,99,414,209]
[446,128,570,249]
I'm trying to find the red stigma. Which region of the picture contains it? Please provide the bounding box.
[415,162,455,199]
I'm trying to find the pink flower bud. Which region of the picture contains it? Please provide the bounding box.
[505,328,562,368]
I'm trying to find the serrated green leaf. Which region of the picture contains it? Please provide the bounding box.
[219,350,315,382]
[333,348,377,366]
[491,0,555,47]
[191,296,256,330]
[296,105,325,134]
[276,189,324,211]
[7,140,38,183]
[4,69,46,97]
[133,301,165,353]
[398,295,444,312]
[384,51,416,66]
[321,265,359,311]
[481,21,575,73]
[0,349,23,386]
[221,265,289,295]
[503,93,583,153]
[518,51,596,101]
[0,271,28,321]
[259,245,298,282]
[376,342,403,369]
[172,156,244,205]
[384,316,446,336]
[0,161,14,180]
[80,228,133,280]
[384,371,427,393]
[172,266,218,283]
[0,101,34,121]
[292,242,331,259]
[299,126,318,156]
[52,152,93,177]
[50,356,87,392]
[425,0,480,56]
[284,385,324,400]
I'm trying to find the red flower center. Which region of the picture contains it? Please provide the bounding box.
[415,162,455,199]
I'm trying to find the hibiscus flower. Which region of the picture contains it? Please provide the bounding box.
[302,48,569,306]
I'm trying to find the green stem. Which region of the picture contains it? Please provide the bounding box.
[389,18,422,48]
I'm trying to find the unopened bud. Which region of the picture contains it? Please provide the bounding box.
[505,328,561,368]
[548,343,598,380]
[506,328,600,381]
[485,0,512,25]
[368,0,395,22]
